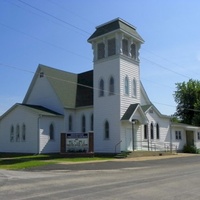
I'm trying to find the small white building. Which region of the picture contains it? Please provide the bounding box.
[0,18,200,154]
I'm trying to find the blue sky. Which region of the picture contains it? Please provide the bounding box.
[1,0,200,116]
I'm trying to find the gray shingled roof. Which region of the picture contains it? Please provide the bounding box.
[39,65,78,108]
[20,104,63,116]
[88,18,144,43]
[141,105,152,113]
[121,104,139,120]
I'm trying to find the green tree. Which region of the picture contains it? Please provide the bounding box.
[174,79,200,126]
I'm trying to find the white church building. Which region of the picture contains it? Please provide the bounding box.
[1,18,200,154]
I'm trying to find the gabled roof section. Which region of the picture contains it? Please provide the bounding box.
[76,70,93,107]
[121,104,139,120]
[0,103,62,120]
[141,104,152,113]
[23,64,78,109]
[88,18,144,43]
[121,103,148,124]
[21,104,63,116]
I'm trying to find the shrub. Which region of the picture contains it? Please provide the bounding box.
[183,145,198,154]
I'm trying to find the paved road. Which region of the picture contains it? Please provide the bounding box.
[1,155,200,200]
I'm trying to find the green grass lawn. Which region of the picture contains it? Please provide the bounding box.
[0,154,114,170]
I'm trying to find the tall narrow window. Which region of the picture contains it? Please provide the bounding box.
[131,43,136,59]
[198,132,200,140]
[99,79,104,97]
[82,115,86,133]
[97,42,105,59]
[133,78,137,97]
[125,76,129,95]
[22,124,26,142]
[156,123,160,139]
[175,131,182,140]
[109,76,114,95]
[68,115,72,131]
[144,124,148,140]
[150,123,154,140]
[90,114,93,131]
[105,120,109,139]
[10,125,14,142]
[108,38,116,56]
[16,125,20,142]
[49,123,54,140]
[122,39,129,56]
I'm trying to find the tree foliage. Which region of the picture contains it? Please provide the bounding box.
[174,79,200,126]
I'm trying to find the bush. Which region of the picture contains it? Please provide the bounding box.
[183,145,198,154]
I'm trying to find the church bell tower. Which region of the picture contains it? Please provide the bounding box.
[88,18,144,153]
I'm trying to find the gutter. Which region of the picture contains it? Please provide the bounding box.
[37,115,42,154]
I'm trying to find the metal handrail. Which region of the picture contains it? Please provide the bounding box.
[134,140,177,153]
[115,140,122,153]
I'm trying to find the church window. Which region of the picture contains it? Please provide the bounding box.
[156,123,160,139]
[109,76,114,95]
[22,124,26,142]
[132,78,137,97]
[122,39,129,56]
[108,38,116,56]
[150,123,154,139]
[10,125,14,142]
[131,43,136,59]
[90,114,93,131]
[97,42,105,59]
[99,79,104,97]
[144,124,148,140]
[104,120,109,139]
[49,123,54,140]
[82,115,86,133]
[175,131,182,140]
[16,124,20,142]
[124,76,129,95]
[68,115,72,131]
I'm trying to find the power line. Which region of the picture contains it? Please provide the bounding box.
[17,0,90,36]
[5,0,195,81]
[0,22,91,61]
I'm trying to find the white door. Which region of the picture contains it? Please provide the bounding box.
[125,128,133,151]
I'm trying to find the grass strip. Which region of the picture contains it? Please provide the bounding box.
[0,154,114,170]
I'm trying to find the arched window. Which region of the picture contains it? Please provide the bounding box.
[16,125,20,142]
[133,78,137,97]
[124,76,129,95]
[104,120,109,139]
[108,38,116,56]
[150,123,154,140]
[109,76,114,95]
[68,115,72,131]
[156,123,160,139]
[10,125,14,142]
[122,39,129,56]
[49,123,54,140]
[82,115,86,133]
[99,79,104,97]
[131,43,136,59]
[144,124,148,140]
[90,114,93,131]
[97,42,105,59]
[22,124,26,142]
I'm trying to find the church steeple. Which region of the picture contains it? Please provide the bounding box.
[88,18,144,153]
[88,18,144,62]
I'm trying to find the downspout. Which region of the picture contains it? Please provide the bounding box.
[170,118,172,153]
[37,115,42,154]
